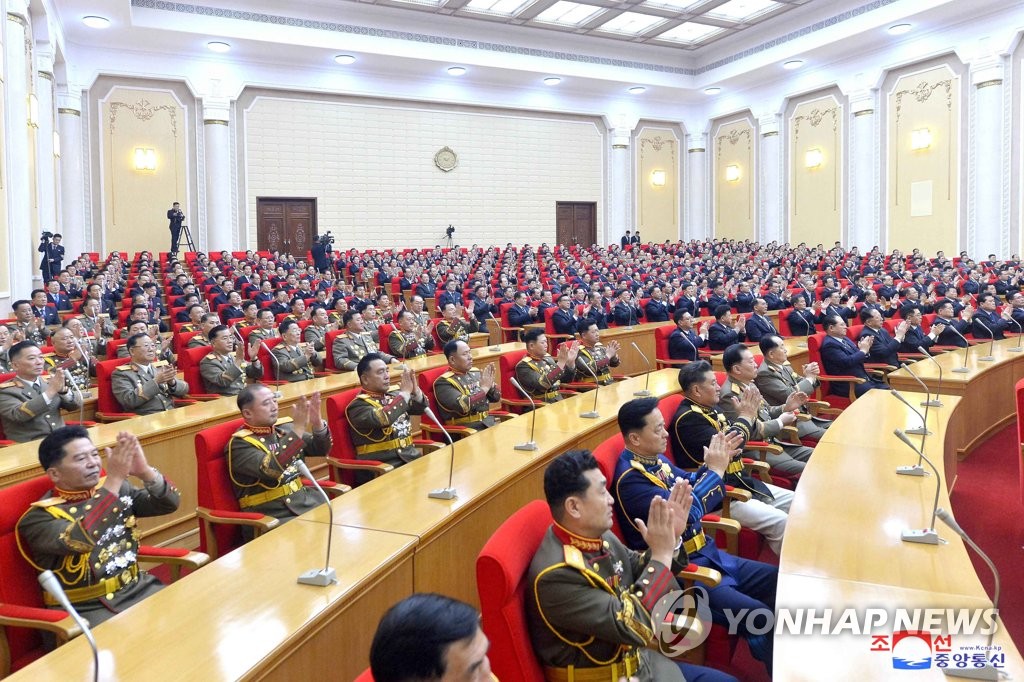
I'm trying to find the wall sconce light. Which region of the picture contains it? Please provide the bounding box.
[27,93,38,128]
[911,128,931,151]
[805,148,823,168]
[53,131,61,158]
[725,164,740,182]
[134,147,157,171]
[650,169,666,186]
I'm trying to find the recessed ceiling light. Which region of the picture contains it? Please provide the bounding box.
[447,66,467,76]
[628,86,646,95]
[207,41,231,53]
[543,77,562,86]
[82,16,110,29]
[704,86,721,95]
[783,59,804,70]
[888,23,912,35]
[334,54,356,65]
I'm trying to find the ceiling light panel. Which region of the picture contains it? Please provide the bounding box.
[534,1,606,27]
[703,0,780,22]
[596,11,666,36]
[388,0,447,6]
[642,0,702,11]
[654,21,722,44]
[464,0,535,16]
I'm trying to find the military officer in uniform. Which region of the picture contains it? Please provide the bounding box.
[0,341,80,442]
[115,322,174,364]
[433,340,501,431]
[186,312,221,349]
[79,298,115,355]
[332,310,399,372]
[754,335,830,440]
[389,309,434,359]
[227,385,332,528]
[248,309,280,345]
[527,450,732,682]
[17,427,180,626]
[11,299,49,345]
[346,354,427,484]
[271,321,321,382]
[718,344,812,477]
[435,302,479,345]
[0,325,12,372]
[302,304,334,363]
[44,327,94,392]
[574,319,620,386]
[513,328,578,405]
[670,360,791,555]
[199,325,263,396]
[111,333,190,415]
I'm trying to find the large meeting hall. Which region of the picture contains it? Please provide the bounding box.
[0,0,1023,680]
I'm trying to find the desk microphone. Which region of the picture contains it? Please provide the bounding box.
[893,429,942,544]
[973,318,996,361]
[626,303,636,330]
[39,570,99,682]
[945,324,972,373]
[631,341,653,397]
[486,311,501,351]
[889,388,931,436]
[796,310,811,347]
[294,460,338,586]
[935,507,1002,681]
[1006,315,1024,353]
[509,378,539,451]
[63,369,86,426]
[917,346,945,405]
[261,342,283,397]
[899,361,939,413]
[579,363,600,419]
[424,406,457,500]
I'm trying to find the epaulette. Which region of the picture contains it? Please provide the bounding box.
[274,416,294,426]
[42,353,55,359]
[202,352,218,361]
[730,383,741,394]
[689,404,704,414]
[30,497,67,508]
[440,370,455,379]
[115,365,134,371]
[232,428,252,438]
[0,381,18,388]
[562,544,586,570]
[153,360,169,368]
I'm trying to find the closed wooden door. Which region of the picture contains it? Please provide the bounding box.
[256,198,318,256]
[555,202,596,246]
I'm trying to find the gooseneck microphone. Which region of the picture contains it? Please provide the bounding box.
[63,369,86,426]
[294,460,337,586]
[893,429,942,544]
[631,341,653,397]
[945,323,973,373]
[889,388,931,437]
[424,406,458,500]
[39,570,99,682]
[486,311,501,351]
[510,377,539,451]
[973,318,996,362]
[917,346,945,404]
[1006,315,1024,353]
[579,362,600,419]
[935,508,1002,681]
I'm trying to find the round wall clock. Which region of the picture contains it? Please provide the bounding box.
[434,146,458,172]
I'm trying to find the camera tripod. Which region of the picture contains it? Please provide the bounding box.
[180,224,197,253]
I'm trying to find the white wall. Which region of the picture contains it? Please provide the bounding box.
[242,95,604,248]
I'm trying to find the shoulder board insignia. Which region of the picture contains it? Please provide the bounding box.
[274,416,294,426]
[440,370,455,378]
[43,353,56,359]
[0,381,18,388]
[30,497,65,508]
[153,360,169,368]
[562,544,586,570]
[203,353,218,361]
[730,383,741,394]
[232,429,253,438]
[115,365,135,371]
[629,460,647,473]
[690,404,704,414]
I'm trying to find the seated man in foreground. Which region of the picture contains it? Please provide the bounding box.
[755,335,830,440]
[818,314,886,398]
[527,449,735,681]
[17,426,179,626]
[0,341,81,442]
[514,328,578,405]
[614,397,776,672]
[433,340,501,431]
[227,384,332,526]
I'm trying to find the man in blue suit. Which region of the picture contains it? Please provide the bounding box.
[551,294,578,336]
[819,314,886,398]
[668,309,710,362]
[744,298,777,342]
[972,293,1011,340]
[643,286,673,322]
[856,308,904,368]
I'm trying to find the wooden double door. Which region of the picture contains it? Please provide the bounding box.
[556,201,596,247]
[256,198,318,256]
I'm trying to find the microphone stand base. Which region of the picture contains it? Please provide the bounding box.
[901,528,940,544]
[488,345,502,351]
[579,411,599,419]
[797,342,808,348]
[428,487,458,500]
[297,567,337,586]
[896,465,928,476]
[633,390,652,397]
[514,442,538,451]
[1006,347,1024,353]
[978,356,995,362]
[952,367,971,373]
[920,399,943,407]
[625,326,634,330]
[903,427,932,436]
[943,666,1001,680]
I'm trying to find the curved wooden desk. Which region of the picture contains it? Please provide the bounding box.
[775,389,1024,679]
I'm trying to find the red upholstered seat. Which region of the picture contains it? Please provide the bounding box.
[94,356,135,422]
[497,348,531,413]
[325,389,393,488]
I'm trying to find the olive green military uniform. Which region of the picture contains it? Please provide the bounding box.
[718,376,810,477]
[199,352,262,396]
[43,353,94,392]
[110,360,190,415]
[435,317,479,345]
[575,344,620,386]
[514,354,576,405]
[332,332,395,372]
[388,329,432,359]
[345,389,427,474]
[270,344,320,383]
[0,376,80,442]
[432,368,501,431]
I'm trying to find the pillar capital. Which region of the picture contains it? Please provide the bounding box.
[202,97,231,124]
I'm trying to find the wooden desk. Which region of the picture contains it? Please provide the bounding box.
[887,337,1024,461]
[8,519,416,681]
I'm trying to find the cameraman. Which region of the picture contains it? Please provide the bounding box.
[311,233,333,274]
[167,202,185,253]
[38,232,63,282]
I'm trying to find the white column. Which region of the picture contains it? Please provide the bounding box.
[203,97,233,251]
[35,49,57,247]
[686,133,707,240]
[608,126,631,245]
[58,87,85,260]
[848,90,878,251]
[758,115,782,245]
[969,57,1005,259]
[5,1,34,295]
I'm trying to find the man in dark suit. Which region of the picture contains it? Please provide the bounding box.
[507,291,537,330]
[819,315,886,398]
[30,290,59,326]
[611,290,643,327]
[785,296,818,337]
[167,202,184,253]
[897,306,942,354]
[582,292,608,330]
[703,282,731,316]
[707,305,745,351]
[972,293,1012,340]
[643,286,672,322]
[733,282,755,314]
[744,298,777,342]
[551,295,577,336]
[856,308,904,368]
[674,283,701,317]
[932,299,973,347]
[668,309,709,362]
